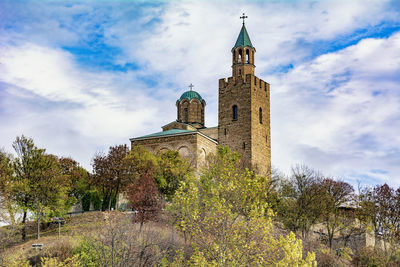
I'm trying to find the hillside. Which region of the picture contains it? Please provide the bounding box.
[0,211,183,266]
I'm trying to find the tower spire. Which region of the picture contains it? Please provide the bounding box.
[231,14,255,77]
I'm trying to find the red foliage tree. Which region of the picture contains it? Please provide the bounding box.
[126,171,164,227]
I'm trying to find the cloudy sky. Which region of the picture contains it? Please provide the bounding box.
[0,0,399,188]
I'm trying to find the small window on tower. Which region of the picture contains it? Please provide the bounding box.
[184,108,188,122]
[232,105,238,120]
[246,49,250,63]
[238,49,243,63]
[259,107,263,124]
[243,142,246,149]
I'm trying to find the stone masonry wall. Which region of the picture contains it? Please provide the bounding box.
[218,74,271,177]
[218,75,253,168]
[177,99,205,125]
[198,127,218,140]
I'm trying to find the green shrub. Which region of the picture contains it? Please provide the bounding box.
[72,238,99,267]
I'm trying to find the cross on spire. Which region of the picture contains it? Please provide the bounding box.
[240,13,248,25]
[188,83,194,91]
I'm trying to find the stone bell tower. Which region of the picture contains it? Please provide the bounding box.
[218,14,271,177]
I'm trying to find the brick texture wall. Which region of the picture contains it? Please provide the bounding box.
[218,74,271,177]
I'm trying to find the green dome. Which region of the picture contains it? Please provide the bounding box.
[179,90,204,102]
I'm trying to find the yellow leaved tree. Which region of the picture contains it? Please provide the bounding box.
[168,146,316,266]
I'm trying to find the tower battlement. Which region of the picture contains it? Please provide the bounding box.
[219,74,270,93]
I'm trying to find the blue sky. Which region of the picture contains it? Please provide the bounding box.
[0,0,399,188]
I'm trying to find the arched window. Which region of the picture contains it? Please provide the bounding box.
[259,107,263,124]
[184,108,188,122]
[233,50,236,63]
[232,105,238,120]
[246,49,250,63]
[238,49,242,62]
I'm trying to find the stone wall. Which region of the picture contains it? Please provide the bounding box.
[198,127,218,140]
[218,74,271,177]
[177,99,205,126]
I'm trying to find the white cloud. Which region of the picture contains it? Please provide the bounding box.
[0,43,166,169]
[271,32,400,187]
[0,0,399,187]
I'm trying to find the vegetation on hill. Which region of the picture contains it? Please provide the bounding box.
[1,135,400,266]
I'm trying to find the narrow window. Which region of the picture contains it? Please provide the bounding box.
[239,69,242,76]
[224,128,227,135]
[254,78,256,85]
[238,49,242,62]
[259,107,263,124]
[184,108,188,122]
[232,105,238,120]
[246,49,250,63]
[243,142,246,149]
[233,50,236,63]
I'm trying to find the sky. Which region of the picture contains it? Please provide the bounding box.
[0,0,399,188]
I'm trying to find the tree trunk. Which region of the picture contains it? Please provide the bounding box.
[37,199,40,239]
[22,210,27,241]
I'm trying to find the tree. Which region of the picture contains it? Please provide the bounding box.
[168,146,316,266]
[0,149,17,225]
[59,157,92,211]
[91,144,129,211]
[277,165,323,240]
[11,135,71,240]
[155,150,192,201]
[124,145,193,201]
[359,183,400,254]
[126,171,164,229]
[319,178,355,250]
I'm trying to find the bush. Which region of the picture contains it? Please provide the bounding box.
[352,247,387,267]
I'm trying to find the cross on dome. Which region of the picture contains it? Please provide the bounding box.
[188,83,194,91]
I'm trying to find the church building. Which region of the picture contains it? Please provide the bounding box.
[130,17,271,177]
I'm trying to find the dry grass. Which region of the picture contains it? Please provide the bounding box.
[0,211,186,266]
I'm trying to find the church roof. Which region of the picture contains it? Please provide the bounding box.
[179,90,204,102]
[131,129,196,140]
[234,24,253,49]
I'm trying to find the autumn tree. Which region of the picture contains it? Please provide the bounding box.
[168,146,316,266]
[319,178,355,250]
[126,171,164,229]
[92,144,129,211]
[359,183,400,254]
[124,145,193,201]
[58,157,92,212]
[277,165,323,240]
